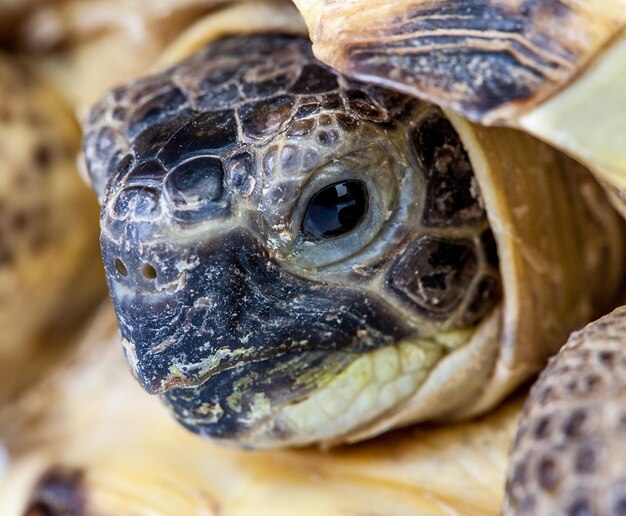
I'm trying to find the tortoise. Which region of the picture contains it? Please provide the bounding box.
[1,0,626,514]
[80,0,625,448]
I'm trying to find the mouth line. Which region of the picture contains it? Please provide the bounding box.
[144,339,363,394]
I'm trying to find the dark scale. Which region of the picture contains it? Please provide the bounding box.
[290,64,339,94]
[412,114,486,227]
[126,85,188,140]
[164,156,229,221]
[158,110,238,168]
[387,237,479,320]
[240,95,296,140]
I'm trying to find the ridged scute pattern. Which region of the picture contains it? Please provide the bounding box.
[296,0,626,122]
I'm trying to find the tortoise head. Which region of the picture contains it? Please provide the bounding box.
[83,35,500,447]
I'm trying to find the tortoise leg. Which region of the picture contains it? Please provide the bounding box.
[504,306,626,515]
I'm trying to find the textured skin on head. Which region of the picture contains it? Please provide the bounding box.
[83,34,500,446]
[504,306,626,515]
[84,35,415,201]
[295,0,626,122]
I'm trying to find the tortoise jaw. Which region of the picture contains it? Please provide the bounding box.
[105,228,414,397]
[122,334,306,395]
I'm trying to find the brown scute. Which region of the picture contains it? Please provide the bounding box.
[504,306,626,514]
[302,0,624,122]
[26,467,86,516]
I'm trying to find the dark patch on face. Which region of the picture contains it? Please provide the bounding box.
[293,102,321,120]
[131,114,195,161]
[289,64,339,94]
[239,95,295,140]
[336,113,359,131]
[127,76,170,104]
[197,61,239,90]
[316,129,339,147]
[105,229,412,395]
[167,157,224,202]
[165,155,229,220]
[124,158,166,184]
[158,110,238,168]
[366,86,414,114]
[241,71,294,99]
[26,467,86,516]
[126,85,188,140]
[109,185,162,222]
[196,82,241,110]
[320,93,343,110]
[345,89,385,121]
[387,236,479,320]
[412,114,486,227]
[286,118,315,138]
[225,153,253,196]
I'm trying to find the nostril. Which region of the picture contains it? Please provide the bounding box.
[141,263,157,280]
[115,258,128,276]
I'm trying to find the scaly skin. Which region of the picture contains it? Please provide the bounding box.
[83,34,501,447]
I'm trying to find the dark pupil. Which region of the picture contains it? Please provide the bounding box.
[302,180,369,239]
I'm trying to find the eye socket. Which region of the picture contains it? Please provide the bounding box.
[302,180,369,240]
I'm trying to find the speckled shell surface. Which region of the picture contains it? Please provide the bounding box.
[505,307,626,515]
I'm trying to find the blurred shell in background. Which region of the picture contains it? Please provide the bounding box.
[0,53,104,406]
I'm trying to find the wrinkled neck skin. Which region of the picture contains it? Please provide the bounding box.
[83,34,501,448]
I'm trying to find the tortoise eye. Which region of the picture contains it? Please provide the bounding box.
[302,180,369,240]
